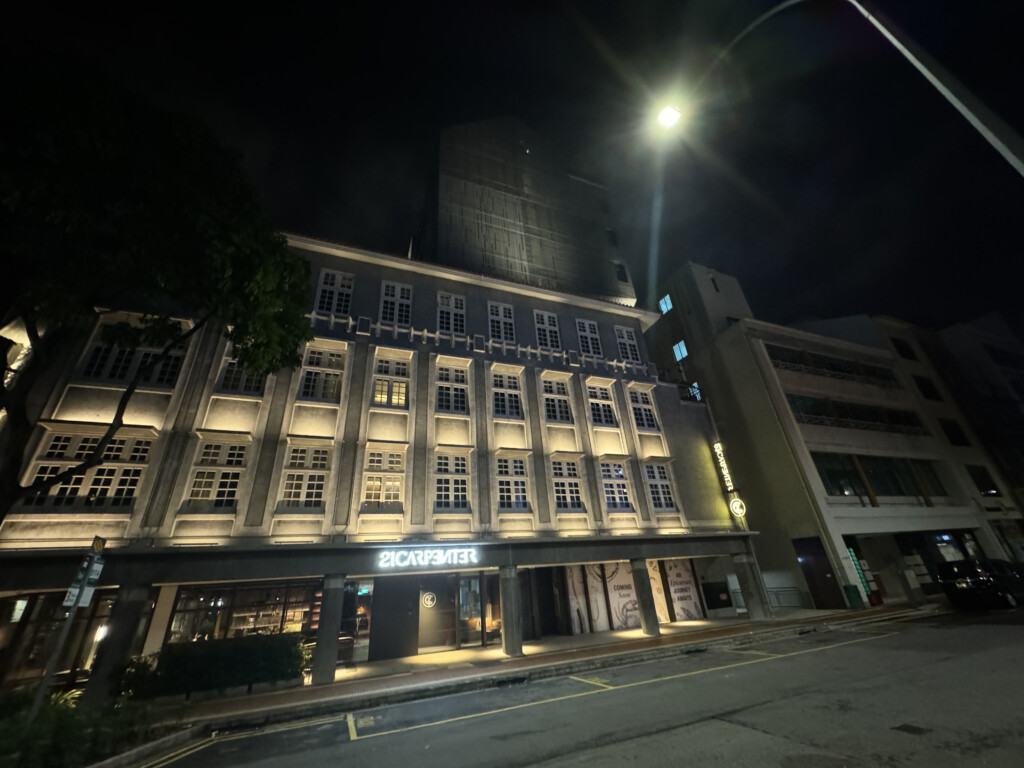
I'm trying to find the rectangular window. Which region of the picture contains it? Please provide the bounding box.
[629,390,659,430]
[23,435,151,508]
[436,365,469,414]
[82,344,183,388]
[672,340,688,361]
[615,326,641,362]
[298,346,345,402]
[588,386,616,427]
[644,464,675,509]
[497,479,528,509]
[939,419,970,446]
[316,269,354,316]
[434,453,469,510]
[658,294,673,313]
[552,460,583,510]
[363,450,404,506]
[372,357,410,408]
[281,447,331,507]
[437,292,467,335]
[576,320,602,357]
[489,302,516,342]
[534,311,561,350]
[542,379,572,423]
[600,462,630,509]
[380,282,413,326]
[189,442,246,508]
[912,375,942,401]
[493,373,523,419]
[219,360,265,395]
[965,464,1001,496]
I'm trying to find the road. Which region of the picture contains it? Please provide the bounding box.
[148,610,1024,768]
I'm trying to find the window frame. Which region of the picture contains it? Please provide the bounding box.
[576,319,602,357]
[380,281,413,327]
[534,310,561,350]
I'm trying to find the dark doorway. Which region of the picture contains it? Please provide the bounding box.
[367,575,419,661]
[418,574,456,652]
[792,537,846,609]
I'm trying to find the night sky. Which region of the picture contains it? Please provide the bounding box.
[8,1,1024,334]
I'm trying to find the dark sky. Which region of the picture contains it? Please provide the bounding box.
[8,1,1024,334]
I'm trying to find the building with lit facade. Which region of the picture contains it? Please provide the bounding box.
[0,238,768,693]
[646,262,1022,610]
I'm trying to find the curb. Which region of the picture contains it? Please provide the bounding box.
[87,726,197,768]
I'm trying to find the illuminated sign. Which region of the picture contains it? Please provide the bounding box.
[378,548,479,569]
[729,498,747,518]
[713,442,735,492]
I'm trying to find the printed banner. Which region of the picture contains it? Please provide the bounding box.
[566,566,588,634]
[604,562,641,630]
[585,564,610,632]
[646,559,671,624]
[663,559,704,620]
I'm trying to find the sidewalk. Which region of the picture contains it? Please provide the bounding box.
[150,600,944,733]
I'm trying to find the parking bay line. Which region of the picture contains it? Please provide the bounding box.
[348,633,894,741]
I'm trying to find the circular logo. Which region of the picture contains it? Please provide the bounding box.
[421,592,437,608]
[729,498,747,517]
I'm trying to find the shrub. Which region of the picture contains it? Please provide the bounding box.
[125,633,309,699]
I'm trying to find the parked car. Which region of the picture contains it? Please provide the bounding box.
[936,559,1024,610]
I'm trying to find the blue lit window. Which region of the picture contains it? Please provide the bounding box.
[672,340,688,361]
[658,294,673,314]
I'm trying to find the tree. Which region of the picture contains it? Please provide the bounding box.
[0,68,313,518]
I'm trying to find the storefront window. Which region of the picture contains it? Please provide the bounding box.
[166,580,320,643]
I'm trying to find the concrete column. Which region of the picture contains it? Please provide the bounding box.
[499,565,524,657]
[732,547,772,620]
[311,574,346,685]
[141,585,177,657]
[82,586,151,705]
[629,558,661,636]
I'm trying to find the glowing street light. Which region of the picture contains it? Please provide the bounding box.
[657,106,682,129]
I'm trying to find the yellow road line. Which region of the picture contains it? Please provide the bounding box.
[568,675,615,689]
[348,712,358,741]
[139,738,214,768]
[722,649,781,657]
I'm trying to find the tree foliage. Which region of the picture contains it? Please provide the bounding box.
[0,67,312,514]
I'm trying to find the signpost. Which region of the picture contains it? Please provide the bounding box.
[27,537,106,723]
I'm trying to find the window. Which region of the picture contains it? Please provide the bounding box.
[281,447,331,508]
[315,269,354,316]
[189,442,247,507]
[363,450,405,506]
[811,453,866,497]
[497,457,529,510]
[552,460,583,510]
[588,386,616,427]
[939,419,970,446]
[890,337,918,361]
[298,346,345,402]
[218,359,265,396]
[615,326,641,362]
[380,282,413,327]
[489,302,516,342]
[436,365,469,414]
[600,462,630,509]
[644,464,676,509]
[372,357,409,408]
[658,294,673,314]
[965,465,1001,496]
[81,344,183,388]
[22,434,151,508]
[576,320,602,357]
[493,373,522,419]
[534,311,561,350]
[543,378,573,423]
[859,456,918,496]
[912,375,942,401]
[437,292,467,335]
[435,453,469,509]
[629,389,659,430]
[672,340,688,361]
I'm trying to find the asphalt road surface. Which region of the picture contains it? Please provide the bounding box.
[148,609,1024,768]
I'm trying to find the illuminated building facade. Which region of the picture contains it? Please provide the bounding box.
[646,262,1023,610]
[0,238,767,693]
